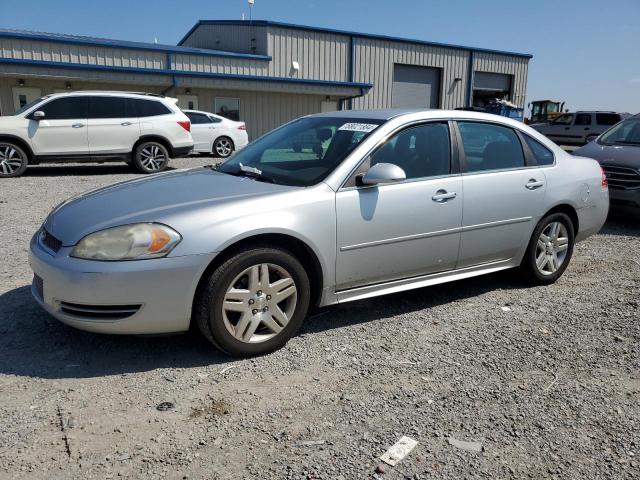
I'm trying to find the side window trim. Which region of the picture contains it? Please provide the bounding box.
[453,120,532,174]
[340,120,459,190]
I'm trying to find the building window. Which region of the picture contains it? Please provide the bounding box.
[215,97,240,121]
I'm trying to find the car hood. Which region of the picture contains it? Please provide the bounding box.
[44,168,296,245]
[573,141,640,169]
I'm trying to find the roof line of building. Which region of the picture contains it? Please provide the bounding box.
[0,30,273,61]
[179,20,533,59]
[0,57,373,90]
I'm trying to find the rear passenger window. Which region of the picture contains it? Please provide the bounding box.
[575,113,592,126]
[88,97,130,119]
[135,99,171,117]
[187,112,212,124]
[523,135,554,166]
[457,122,525,172]
[370,123,451,180]
[596,113,621,126]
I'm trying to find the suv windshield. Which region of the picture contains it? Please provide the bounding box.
[599,117,640,146]
[11,96,48,116]
[217,116,385,186]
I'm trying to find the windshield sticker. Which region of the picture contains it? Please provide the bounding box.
[338,123,378,133]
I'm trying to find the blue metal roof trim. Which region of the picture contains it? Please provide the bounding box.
[179,20,533,59]
[0,30,272,61]
[0,57,373,90]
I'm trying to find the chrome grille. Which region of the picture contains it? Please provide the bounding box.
[40,228,62,253]
[59,302,142,321]
[602,165,640,190]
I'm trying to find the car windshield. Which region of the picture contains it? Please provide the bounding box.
[11,96,47,116]
[217,116,385,186]
[599,117,640,146]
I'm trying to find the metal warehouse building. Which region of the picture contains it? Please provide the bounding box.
[0,20,531,139]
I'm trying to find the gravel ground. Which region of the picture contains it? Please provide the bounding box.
[0,158,639,479]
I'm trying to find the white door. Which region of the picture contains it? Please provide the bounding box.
[12,87,42,112]
[29,96,89,155]
[87,96,140,154]
[176,95,199,110]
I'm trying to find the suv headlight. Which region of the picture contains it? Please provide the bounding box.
[71,223,181,261]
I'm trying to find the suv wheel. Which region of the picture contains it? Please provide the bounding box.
[521,212,575,285]
[195,246,311,357]
[133,141,170,174]
[213,137,234,158]
[0,142,28,178]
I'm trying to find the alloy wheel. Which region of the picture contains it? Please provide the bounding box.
[0,144,25,175]
[221,263,297,343]
[139,144,166,171]
[215,138,232,157]
[535,221,569,276]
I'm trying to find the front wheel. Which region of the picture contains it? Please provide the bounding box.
[213,137,234,158]
[520,212,575,285]
[0,142,28,178]
[195,247,311,357]
[133,141,170,173]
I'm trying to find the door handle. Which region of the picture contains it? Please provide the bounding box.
[432,190,457,202]
[584,127,590,130]
[72,123,84,128]
[121,122,133,126]
[525,179,545,190]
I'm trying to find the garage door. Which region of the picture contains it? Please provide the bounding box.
[474,72,511,92]
[392,64,440,109]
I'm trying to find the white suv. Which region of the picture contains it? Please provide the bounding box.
[0,91,194,177]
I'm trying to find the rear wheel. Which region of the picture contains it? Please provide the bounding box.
[0,142,28,178]
[195,247,310,357]
[521,212,575,285]
[213,137,234,158]
[133,141,170,173]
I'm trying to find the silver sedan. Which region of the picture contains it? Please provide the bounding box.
[29,109,609,357]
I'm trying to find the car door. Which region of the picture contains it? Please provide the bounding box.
[335,122,463,290]
[543,113,574,144]
[187,112,218,152]
[27,96,89,156]
[570,113,593,144]
[455,121,548,268]
[87,96,140,155]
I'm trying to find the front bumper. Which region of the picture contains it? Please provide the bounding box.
[29,232,216,335]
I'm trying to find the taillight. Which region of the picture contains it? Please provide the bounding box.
[238,124,246,131]
[177,120,191,132]
[601,166,608,191]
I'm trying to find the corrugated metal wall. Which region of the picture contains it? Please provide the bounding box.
[266,27,349,81]
[180,24,269,56]
[0,38,167,69]
[352,37,469,110]
[473,52,529,108]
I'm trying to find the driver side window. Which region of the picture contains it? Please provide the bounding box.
[369,122,451,180]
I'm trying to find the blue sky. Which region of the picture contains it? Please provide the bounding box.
[1,0,639,114]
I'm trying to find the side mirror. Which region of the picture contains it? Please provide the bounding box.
[359,162,406,186]
[31,111,45,120]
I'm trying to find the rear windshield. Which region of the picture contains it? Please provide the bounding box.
[599,117,640,146]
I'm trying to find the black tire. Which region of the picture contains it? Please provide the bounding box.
[213,137,234,158]
[0,142,28,178]
[520,212,575,285]
[195,246,311,357]
[133,141,170,174]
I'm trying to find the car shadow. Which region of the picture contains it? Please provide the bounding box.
[0,270,528,380]
[601,213,640,237]
[24,164,179,177]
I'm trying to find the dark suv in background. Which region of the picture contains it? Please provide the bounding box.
[531,111,627,146]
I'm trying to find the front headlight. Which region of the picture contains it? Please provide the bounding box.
[71,223,181,261]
